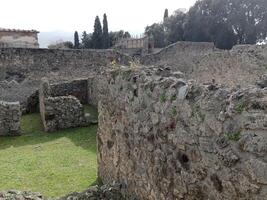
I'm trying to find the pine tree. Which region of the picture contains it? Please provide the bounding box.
[102,13,110,49]
[74,31,79,49]
[164,9,169,22]
[92,16,103,49]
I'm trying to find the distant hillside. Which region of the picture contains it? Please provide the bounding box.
[38,31,74,48]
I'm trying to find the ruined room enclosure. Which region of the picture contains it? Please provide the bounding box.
[0,78,99,198]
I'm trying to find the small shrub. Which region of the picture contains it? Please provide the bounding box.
[172,106,177,116]
[235,102,246,113]
[225,132,241,141]
[160,93,167,103]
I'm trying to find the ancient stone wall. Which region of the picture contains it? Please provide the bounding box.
[141,42,267,87]
[39,79,89,132]
[0,48,131,82]
[0,101,21,136]
[98,66,267,200]
[50,79,88,104]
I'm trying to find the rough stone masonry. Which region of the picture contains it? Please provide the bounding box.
[98,66,267,200]
[39,79,89,132]
[0,101,21,136]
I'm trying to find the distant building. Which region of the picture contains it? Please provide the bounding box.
[0,28,39,48]
[114,36,154,55]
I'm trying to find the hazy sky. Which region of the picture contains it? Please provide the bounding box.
[0,0,197,34]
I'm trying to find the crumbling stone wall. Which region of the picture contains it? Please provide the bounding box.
[141,42,267,87]
[98,66,267,200]
[39,79,89,132]
[0,101,21,136]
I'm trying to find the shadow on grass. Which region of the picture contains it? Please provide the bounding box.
[0,105,98,153]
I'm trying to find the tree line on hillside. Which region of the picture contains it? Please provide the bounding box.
[145,0,267,49]
[74,14,131,49]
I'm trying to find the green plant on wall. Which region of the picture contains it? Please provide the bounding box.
[171,106,177,116]
[160,93,167,103]
[235,101,246,114]
[225,131,241,141]
[171,95,176,102]
[192,105,205,121]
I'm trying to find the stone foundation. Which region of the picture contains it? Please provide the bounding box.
[0,101,21,136]
[98,66,267,200]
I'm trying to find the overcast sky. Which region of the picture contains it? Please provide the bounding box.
[0,0,197,34]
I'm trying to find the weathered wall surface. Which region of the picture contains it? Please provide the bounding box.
[0,48,131,82]
[0,31,39,48]
[98,66,267,200]
[39,79,89,132]
[0,101,21,136]
[141,42,267,87]
[50,79,88,104]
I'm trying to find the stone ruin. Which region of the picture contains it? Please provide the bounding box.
[0,101,21,136]
[39,78,90,132]
[0,77,99,135]
[0,42,266,199]
[97,66,267,199]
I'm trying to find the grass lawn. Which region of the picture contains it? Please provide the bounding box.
[0,105,98,198]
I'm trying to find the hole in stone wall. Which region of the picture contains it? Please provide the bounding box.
[132,76,138,83]
[181,154,189,163]
[45,113,55,120]
[107,140,115,149]
[178,152,190,170]
[133,89,138,97]
[147,134,154,142]
[210,174,223,192]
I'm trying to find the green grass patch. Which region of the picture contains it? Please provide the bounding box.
[0,105,98,198]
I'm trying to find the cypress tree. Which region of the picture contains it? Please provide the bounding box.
[103,13,110,49]
[74,31,79,49]
[164,9,169,22]
[92,16,103,49]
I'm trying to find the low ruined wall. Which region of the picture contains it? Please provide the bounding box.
[0,101,21,136]
[98,66,267,200]
[39,79,88,132]
[141,42,267,87]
